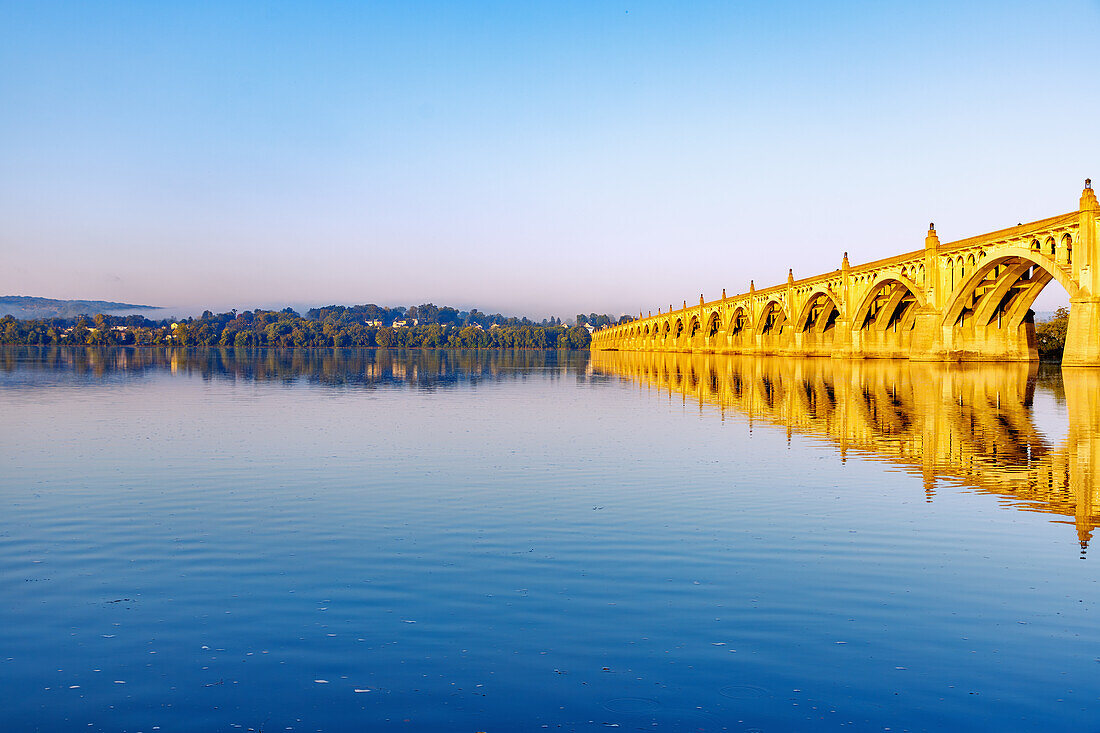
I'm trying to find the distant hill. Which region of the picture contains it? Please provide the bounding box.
[0,296,161,320]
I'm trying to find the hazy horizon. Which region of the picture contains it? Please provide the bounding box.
[4,1,1095,314]
[0,294,599,322]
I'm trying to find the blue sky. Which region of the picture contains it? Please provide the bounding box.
[2,1,1097,316]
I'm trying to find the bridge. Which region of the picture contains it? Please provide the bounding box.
[593,351,1100,555]
[593,181,1100,365]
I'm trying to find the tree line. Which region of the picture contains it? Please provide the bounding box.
[0,302,620,349]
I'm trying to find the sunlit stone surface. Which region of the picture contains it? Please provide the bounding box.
[594,181,1100,365]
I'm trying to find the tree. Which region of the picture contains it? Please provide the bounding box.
[568,325,590,348]
[459,326,488,347]
[416,303,440,324]
[422,324,444,347]
[1035,307,1069,361]
[376,328,396,347]
[437,306,460,326]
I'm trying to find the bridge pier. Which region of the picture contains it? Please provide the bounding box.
[1065,182,1100,366]
[905,307,945,362]
[825,317,855,359]
[1064,298,1100,366]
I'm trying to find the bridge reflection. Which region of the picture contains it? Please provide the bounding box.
[593,351,1100,555]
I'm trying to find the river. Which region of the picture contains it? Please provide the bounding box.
[1,347,1097,731]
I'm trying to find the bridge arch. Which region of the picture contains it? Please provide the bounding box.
[673,317,684,340]
[866,272,926,310]
[850,277,924,359]
[720,306,751,349]
[726,306,749,333]
[852,274,925,331]
[706,311,721,337]
[942,247,1079,331]
[755,299,789,337]
[795,289,842,333]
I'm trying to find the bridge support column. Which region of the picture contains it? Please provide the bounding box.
[907,306,948,362]
[1064,297,1100,366]
[829,317,855,358]
[1065,182,1100,366]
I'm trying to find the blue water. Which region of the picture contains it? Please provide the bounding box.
[1,347,1098,732]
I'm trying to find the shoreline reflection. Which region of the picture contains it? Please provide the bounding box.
[594,351,1100,555]
[0,346,592,389]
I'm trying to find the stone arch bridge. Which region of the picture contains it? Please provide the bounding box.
[593,182,1100,365]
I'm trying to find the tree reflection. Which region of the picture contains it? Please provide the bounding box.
[0,347,593,389]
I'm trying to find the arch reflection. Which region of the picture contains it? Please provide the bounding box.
[593,351,1100,555]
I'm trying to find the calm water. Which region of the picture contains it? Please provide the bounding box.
[2,347,1099,732]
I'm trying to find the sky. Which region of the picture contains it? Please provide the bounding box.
[2,0,1098,318]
